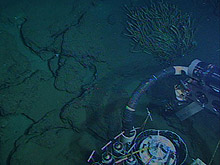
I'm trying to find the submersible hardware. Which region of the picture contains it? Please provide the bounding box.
[87,129,187,165]
[87,59,219,164]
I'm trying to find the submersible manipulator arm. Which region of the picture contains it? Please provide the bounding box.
[122,65,188,136]
[122,59,220,137]
[122,64,189,137]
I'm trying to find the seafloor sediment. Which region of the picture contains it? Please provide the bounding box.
[0,0,219,164]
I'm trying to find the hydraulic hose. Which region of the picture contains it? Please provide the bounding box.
[122,66,188,136]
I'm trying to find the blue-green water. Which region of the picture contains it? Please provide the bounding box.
[0,0,219,164]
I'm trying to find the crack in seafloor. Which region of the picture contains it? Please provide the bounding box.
[0,70,40,91]
[4,8,99,165]
[6,110,72,165]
